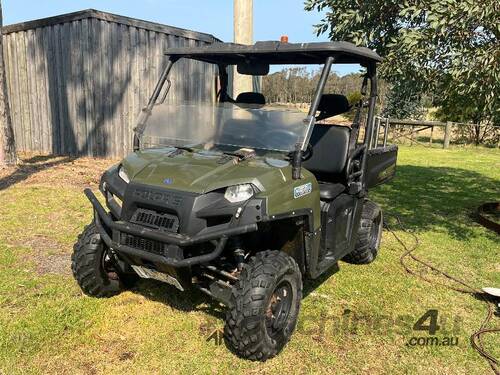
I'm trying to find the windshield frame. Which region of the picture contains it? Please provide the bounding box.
[133,55,336,154]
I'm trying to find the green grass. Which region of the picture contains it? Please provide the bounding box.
[0,147,498,374]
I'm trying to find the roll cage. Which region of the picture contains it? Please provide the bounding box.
[133,41,382,187]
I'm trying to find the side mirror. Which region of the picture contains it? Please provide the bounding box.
[237,62,270,76]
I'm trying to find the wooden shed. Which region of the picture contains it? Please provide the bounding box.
[2,9,220,157]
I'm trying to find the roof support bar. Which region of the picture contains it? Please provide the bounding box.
[133,58,176,150]
[308,56,335,117]
[300,56,335,152]
[361,63,378,189]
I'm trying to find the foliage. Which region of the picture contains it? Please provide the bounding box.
[383,83,425,120]
[262,67,319,104]
[262,67,388,109]
[434,86,499,145]
[450,124,499,146]
[346,90,362,106]
[305,0,500,129]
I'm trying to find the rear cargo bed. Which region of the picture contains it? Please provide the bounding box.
[364,145,398,188]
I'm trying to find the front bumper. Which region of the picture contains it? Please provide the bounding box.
[85,188,258,268]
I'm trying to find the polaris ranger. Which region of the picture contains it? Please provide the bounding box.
[72,41,398,361]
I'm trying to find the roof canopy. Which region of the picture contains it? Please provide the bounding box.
[165,41,382,65]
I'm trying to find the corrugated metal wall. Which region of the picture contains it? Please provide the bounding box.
[2,10,218,157]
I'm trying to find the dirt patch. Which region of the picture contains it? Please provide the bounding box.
[0,153,117,191]
[34,253,72,276]
[320,115,352,126]
[17,235,66,253]
[118,351,136,361]
[18,235,72,276]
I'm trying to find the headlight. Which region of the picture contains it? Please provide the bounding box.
[224,184,254,203]
[118,165,130,183]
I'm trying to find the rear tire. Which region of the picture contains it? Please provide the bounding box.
[224,251,302,361]
[72,221,137,297]
[343,200,382,264]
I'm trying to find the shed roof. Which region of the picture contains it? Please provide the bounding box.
[165,41,383,65]
[2,9,220,43]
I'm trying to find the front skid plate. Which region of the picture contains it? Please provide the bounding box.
[131,265,184,291]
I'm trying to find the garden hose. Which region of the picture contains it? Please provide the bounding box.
[476,202,500,235]
[384,214,499,375]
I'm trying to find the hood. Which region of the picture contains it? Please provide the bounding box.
[121,149,291,194]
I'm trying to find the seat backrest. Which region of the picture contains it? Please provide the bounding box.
[317,94,351,120]
[235,92,266,105]
[303,124,350,182]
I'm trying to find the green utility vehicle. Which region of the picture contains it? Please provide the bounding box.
[72,41,398,360]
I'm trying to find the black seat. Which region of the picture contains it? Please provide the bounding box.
[235,92,266,105]
[303,124,350,181]
[303,123,350,201]
[317,94,351,120]
[318,183,345,200]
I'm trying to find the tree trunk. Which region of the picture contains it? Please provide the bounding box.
[0,0,16,165]
[472,113,483,146]
[473,125,478,146]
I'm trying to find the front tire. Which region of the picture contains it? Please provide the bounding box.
[72,221,136,297]
[224,251,302,361]
[343,200,382,264]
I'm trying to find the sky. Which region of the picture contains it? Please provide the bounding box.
[2,0,357,75]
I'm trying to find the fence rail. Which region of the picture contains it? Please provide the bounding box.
[373,117,499,149]
[378,118,499,128]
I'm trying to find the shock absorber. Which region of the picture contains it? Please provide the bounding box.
[230,237,246,271]
[233,248,245,271]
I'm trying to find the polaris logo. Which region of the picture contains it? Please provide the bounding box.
[133,188,182,206]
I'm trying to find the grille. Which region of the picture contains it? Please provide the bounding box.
[121,234,166,255]
[131,208,179,232]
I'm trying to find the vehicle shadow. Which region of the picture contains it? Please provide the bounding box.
[130,264,342,321]
[303,262,340,299]
[372,164,499,241]
[131,279,226,320]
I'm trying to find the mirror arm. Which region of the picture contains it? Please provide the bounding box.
[292,143,303,180]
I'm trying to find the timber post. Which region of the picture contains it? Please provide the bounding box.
[233,0,253,97]
[443,122,451,149]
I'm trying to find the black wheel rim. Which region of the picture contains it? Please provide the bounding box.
[101,247,119,280]
[265,280,293,339]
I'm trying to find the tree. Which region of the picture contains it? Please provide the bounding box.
[0,0,16,164]
[434,84,499,145]
[383,83,425,120]
[305,0,500,128]
[262,67,388,107]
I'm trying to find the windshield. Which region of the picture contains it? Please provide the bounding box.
[141,101,311,152]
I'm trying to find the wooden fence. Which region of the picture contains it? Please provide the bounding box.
[373,117,500,148]
[2,9,219,158]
